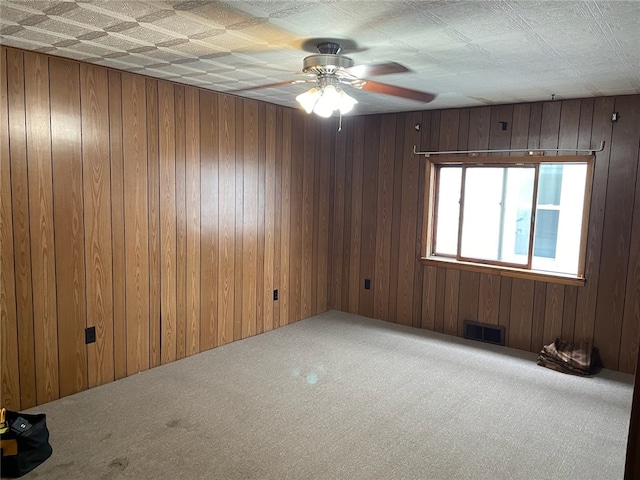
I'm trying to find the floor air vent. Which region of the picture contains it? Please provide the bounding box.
[463,320,505,346]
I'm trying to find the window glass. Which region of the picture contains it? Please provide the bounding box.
[434,167,461,255]
[427,158,591,279]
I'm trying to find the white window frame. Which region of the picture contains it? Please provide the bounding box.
[421,155,595,286]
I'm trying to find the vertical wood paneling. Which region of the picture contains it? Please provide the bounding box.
[185,87,201,356]
[122,73,150,376]
[49,58,88,398]
[443,269,460,335]
[509,279,534,351]
[0,47,21,409]
[316,122,331,314]
[373,115,396,320]
[81,63,115,388]
[216,93,233,346]
[24,52,59,404]
[159,81,177,364]
[242,99,259,338]
[594,96,640,369]
[561,286,577,343]
[530,281,547,352]
[340,119,355,312]
[264,104,276,331]
[201,91,221,348]
[614,96,640,372]
[348,117,365,314]
[457,271,479,336]
[421,266,437,330]
[387,115,406,324]
[288,111,304,324]
[256,103,266,334]
[395,112,422,326]
[7,49,36,408]
[279,109,292,326]
[273,108,283,328]
[574,98,611,344]
[543,284,564,343]
[301,116,315,319]
[174,85,187,360]
[108,70,127,380]
[478,274,500,325]
[359,116,380,319]
[330,119,347,310]
[146,79,161,369]
[234,100,244,339]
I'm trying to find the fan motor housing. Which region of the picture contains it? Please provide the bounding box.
[302,54,355,75]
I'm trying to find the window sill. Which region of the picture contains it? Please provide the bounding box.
[419,256,586,287]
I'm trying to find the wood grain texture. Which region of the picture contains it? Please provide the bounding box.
[201,91,221,348]
[49,57,88,398]
[330,119,347,310]
[530,281,547,352]
[174,85,187,360]
[81,63,115,388]
[301,115,315,320]
[348,117,365,314]
[457,271,479,336]
[616,96,640,372]
[242,99,259,338]
[108,70,127,381]
[387,115,407,323]
[357,116,379,319]
[279,109,292,326]
[443,269,460,336]
[288,111,304,324]
[184,87,201,356]
[24,52,59,404]
[594,96,640,370]
[509,279,534,351]
[0,47,21,409]
[574,98,607,344]
[234,100,244,340]
[421,266,437,330]
[395,112,422,326]
[316,122,332,314]
[256,102,266,334]
[146,79,161,369]
[7,49,37,408]
[478,274,500,325]
[159,81,177,364]
[543,283,565,344]
[373,115,396,320]
[122,73,150,375]
[263,104,276,331]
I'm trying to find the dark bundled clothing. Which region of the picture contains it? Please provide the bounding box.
[537,339,600,376]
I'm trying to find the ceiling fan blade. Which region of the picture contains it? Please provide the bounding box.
[359,80,435,103]
[230,79,312,92]
[344,62,409,78]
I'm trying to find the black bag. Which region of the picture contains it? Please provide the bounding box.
[1,408,52,478]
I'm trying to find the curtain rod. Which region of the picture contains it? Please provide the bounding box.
[413,141,605,157]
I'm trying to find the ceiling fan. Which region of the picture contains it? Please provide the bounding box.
[233,40,436,117]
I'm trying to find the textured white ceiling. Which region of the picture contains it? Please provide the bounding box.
[1,1,639,115]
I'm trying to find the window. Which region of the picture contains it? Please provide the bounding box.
[423,155,594,283]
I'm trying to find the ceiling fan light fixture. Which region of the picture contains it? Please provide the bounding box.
[297,83,358,117]
[295,87,320,113]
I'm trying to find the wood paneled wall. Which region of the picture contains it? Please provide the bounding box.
[0,47,332,409]
[2,45,639,412]
[329,96,640,374]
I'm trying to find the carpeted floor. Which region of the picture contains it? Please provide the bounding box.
[21,311,633,479]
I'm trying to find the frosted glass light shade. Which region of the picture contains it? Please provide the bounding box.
[296,84,358,117]
[295,87,320,113]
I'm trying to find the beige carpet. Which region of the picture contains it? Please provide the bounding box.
[22,311,633,479]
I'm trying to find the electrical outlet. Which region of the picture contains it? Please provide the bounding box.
[85,326,96,344]
[364,279,371,290]
[273,289,278,301]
